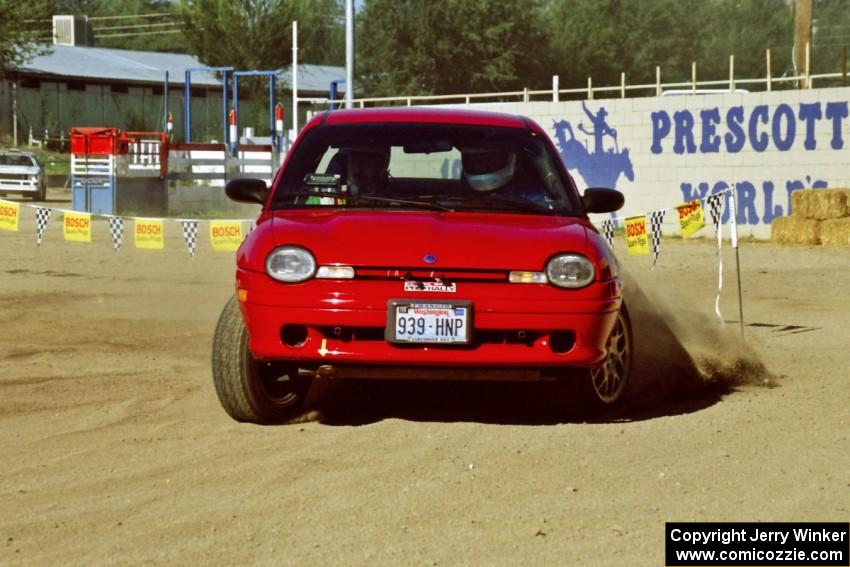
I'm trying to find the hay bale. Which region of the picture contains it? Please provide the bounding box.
[791,189,850,220]
[820,218,850,247]
[771,216,821,245]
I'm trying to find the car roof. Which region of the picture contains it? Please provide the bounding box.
[319,107,536,131]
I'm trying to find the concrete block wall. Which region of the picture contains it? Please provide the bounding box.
[450,86,850,238]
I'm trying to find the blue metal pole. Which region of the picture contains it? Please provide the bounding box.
[184,70,191,143]
[222,70,229,148]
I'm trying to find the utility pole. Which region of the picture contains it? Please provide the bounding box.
[794,0,813,89]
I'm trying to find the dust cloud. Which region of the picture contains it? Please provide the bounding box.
[622,269,773,412]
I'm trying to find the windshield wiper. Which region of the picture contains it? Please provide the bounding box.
[423,193,553,214]
[354,194,453,212]
[281,190,452,212]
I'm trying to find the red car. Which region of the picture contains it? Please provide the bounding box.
[213,108,630,424]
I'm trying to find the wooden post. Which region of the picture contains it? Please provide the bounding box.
[587,77,593,100]
[794,0,813,89]
[620,72,625,99]
[656,66,661,96]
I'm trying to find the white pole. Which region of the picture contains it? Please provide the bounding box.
[805,40,811,88]
[552,75,559,102]
[345,0,354,109]
[730,186,744,336]
[691,61,696,93]
[655,66,661,96]
[766,48,772,92]
[729,54,735,91]
[620,72,625,98]
[292,21,298,137]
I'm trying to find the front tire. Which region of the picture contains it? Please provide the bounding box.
[34,181,46,201]
[211,296,310,424]
[577,304,633,412]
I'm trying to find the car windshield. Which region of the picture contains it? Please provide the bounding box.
[0,155,36,167]
[270,123,581,215]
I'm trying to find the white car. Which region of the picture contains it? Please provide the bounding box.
[0,151,47,201]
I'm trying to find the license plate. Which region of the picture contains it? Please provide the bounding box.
[386,300,472,344]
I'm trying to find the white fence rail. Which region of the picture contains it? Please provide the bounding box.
[315,46,848,109]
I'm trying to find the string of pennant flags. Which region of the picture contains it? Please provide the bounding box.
[598,187,740,324]
[0,199,252,257]
[599,188,735,263]
[2,188,743,325]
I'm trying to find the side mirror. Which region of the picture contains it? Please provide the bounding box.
[582,188,624,214]
[225,178,269,205]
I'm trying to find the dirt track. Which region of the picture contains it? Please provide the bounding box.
[1,190,848,565]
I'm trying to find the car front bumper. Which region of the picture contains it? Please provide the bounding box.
[236,268,622,369]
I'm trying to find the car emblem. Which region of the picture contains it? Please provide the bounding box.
[424,254,437,264]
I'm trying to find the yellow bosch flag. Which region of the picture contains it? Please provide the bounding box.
[134,219,164,249]
[675,199,705,238]
[625,215,650,256]
[0,200,19,232]
[63,211,92,242]
[209,221,243,252]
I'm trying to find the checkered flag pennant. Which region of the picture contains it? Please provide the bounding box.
[706,193,724,233]
[35,206,52,246]
[649,209,667,269]
[179,220,199,257]
[106,216,123,253]
[600,218,615,248]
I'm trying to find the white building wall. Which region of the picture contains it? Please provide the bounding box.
[444,86,850,238]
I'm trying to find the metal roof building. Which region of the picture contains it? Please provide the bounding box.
[17,44,343,94]
[1,45,344,143]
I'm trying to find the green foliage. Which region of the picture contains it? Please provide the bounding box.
[7,0,848,101]
[358,0,552,97]
[0,0,53,72]
[542,0,792,89]
[811,0,850,80]
[177,0,344,70]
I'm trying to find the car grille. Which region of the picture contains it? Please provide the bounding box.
[317,326,540,347]
[354,267,508,283]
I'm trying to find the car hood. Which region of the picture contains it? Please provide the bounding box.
[269,210,589,271]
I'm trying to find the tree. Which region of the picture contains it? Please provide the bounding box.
[178,0,344,70]
[543,0,792,91]
[698,0,792,81]
[810,0,850,79]
[0,0,53,72]
[357,0,553,98]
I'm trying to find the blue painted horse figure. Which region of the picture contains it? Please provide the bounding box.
[551,107,634,191]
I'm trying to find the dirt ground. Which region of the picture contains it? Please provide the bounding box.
[1,189,848,566]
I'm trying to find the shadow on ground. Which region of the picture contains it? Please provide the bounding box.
[298,272,771,426]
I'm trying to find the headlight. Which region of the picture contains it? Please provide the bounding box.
[546,254,595,288]
[266,246,316,282]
